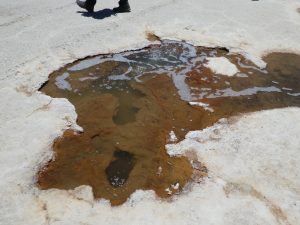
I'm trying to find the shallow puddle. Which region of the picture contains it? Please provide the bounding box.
[38,40,300,205]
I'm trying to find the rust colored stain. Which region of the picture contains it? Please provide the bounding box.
[37,41,300,206]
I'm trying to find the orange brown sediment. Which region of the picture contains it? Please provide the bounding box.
[37,40,300,206]
[38,74,197,205]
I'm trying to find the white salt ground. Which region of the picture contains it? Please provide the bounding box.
[204,57,239,76]
[1,0,300,224]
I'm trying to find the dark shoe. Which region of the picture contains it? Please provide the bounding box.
[76,0,96,13]
[113,1,131,13]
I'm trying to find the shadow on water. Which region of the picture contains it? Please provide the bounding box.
[77,8,116,20]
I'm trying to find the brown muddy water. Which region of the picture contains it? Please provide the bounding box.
[38,40,300,205]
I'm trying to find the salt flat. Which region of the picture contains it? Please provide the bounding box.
[0,0,300,224]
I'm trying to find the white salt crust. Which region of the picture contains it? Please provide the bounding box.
[204,57,239,76]
[1,0,300,224]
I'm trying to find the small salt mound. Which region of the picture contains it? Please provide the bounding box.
[205,57,239,76]
[168,131,178,143]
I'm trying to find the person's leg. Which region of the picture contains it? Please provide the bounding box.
[113,0,131,13]
[76,0,97,13]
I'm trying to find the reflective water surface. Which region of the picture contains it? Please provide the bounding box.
[38,40,300,205]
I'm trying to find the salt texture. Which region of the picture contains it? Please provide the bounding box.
[1,0,300,224]
[205,57,239,76]
[168,131,178,143]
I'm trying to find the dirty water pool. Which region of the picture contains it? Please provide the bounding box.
[38,40,300,206]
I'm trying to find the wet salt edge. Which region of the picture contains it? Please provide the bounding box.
[58,40,275,104]
[189,102,214,112]
[206,86,282,98]
[55,72,72,91]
